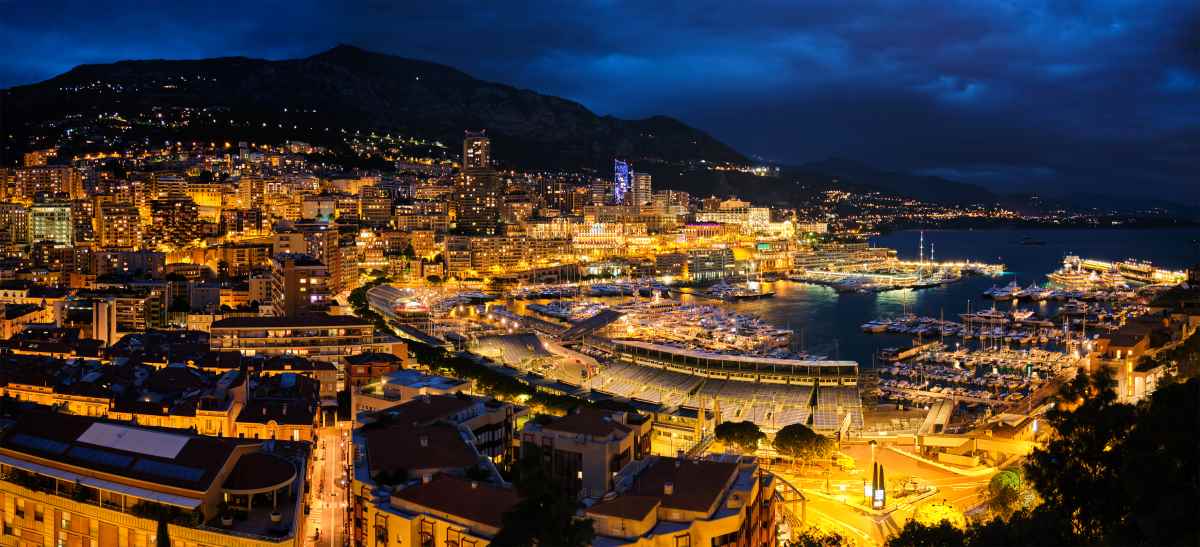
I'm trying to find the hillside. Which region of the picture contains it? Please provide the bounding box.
[0,45,746,170]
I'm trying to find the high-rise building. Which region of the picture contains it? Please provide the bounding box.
[29,200,73,245]
[463,130,491,170]
[146,198,199,249]
[97,203,143,249]
[631,171,652,206]
[454,132,501,235]
[15,165,83,199]
[0,203,29,244]
[359,186,394,226]
[613,159,631,204]
[270,253,331,317]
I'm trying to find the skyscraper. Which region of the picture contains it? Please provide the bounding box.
[454,131,501,235]
[29,200,73,245]
[613,159,631,204]
[463,130,491,171]
[631,171,652,206]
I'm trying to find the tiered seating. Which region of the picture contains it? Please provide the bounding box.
[582,359,863,432]
[474,334,552,364]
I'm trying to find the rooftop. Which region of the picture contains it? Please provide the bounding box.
[210,313,370,329]
[364,422,478,476]
[391,474,519,529]
[0,412,245,492]
[541,408,632,438]
[626,457,739,514]
[383,369,466,391]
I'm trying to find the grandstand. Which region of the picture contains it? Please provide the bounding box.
[473,333,553,363]
[582,355,862,433]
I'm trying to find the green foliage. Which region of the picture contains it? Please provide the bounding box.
[772,423,833,464]
[886,520,964,547]
[714,420,765,453]
[790,526,847,546]
[986,469,1022,518]
[885,371,1200,547]
[492,446,594,547]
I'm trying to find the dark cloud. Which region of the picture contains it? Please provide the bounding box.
[1,0,1197,201]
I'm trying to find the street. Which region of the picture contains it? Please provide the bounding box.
[772,440,997,545]
[307,428,350,547]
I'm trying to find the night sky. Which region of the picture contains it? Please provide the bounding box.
[2,1,1198,201]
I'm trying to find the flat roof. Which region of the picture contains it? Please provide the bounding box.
[384,369,466,391]
[613,339,858,369]
[211,313,371,329]
[0,412,244,492]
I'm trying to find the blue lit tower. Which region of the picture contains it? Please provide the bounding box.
[613,159,631,204]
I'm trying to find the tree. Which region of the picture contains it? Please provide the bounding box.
[882,374,1198,547]
[1023,367,1138,545]
[986,470,1021,518]
[715,420,765,454]
[772,423,832,474]
[492,446,594,547]
[790,526,847,547]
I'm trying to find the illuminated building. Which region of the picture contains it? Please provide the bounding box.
[0,204,29,245]
[145,198,199,249]
[209,313,398,369]
[151,173,188,199]
[519,408,652,499]
[29,200,73,246]
[630,171,652,206]
[96,203,142,249]
[585,456,776,547]
[21,147,56,167]
[301,194,342,221]
[0,412,309,547]
[350,394,522,547]
[462,131,490,170]
[613,159,631,204]
[15,166,83,199]
[453,171,500,235]
[687,248,735,281]
[358,186,394,226]
[269,254,330,317]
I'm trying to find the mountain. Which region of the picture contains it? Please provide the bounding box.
[797,157,997,205]
[0,45,746,169]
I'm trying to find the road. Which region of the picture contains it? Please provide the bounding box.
[771,441,997,545]
[307,427,350,547]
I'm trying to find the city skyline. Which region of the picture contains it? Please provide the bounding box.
[0,4,1196,547]
[1,1,1198,201]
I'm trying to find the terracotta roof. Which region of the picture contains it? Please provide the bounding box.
[392,474,519,528]
[543,408,631,438]
[236,399,316,426]
[586,495,660,520]
[381,395,476,425]
[222,452,297,491]
[364,422,478,475]
[628,458,739,514]
[344,352,402,366]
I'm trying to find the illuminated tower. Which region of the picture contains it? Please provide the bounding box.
[455,131,500,235]
[631,171,652,206]
[613,159,631,204]
[463,131,491,171]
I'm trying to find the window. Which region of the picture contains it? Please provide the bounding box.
[674,533,691,547]
[61,511,71,530]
